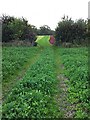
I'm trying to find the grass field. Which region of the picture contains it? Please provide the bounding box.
[36,35,52,46]
[1,36,90,119]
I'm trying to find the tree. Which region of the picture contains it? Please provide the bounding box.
[2,15,15,42]
[38,25,54,35]
[73,19,87,44]
[55,15,87,46]
[9,18,26,40]
[55,16,74,43]
[1,15,37,44]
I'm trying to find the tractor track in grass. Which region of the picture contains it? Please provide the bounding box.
[54,47,76,118]
[57,73,76,118]
[2,47,62,119]
[2,48,43,103]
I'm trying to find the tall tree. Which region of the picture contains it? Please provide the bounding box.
[2,15,15,42]
[1,15,37,43]
[55,15,87,46]
[38,25,54,35]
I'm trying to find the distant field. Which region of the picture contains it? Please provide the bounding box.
[36,35,52,46]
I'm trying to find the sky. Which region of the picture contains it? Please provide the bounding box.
[0,0,89,30]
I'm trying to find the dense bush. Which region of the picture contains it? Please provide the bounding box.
[55,16,88,46]
[37,25,55,35]
[1,15,37,44]
[2,48,61,119]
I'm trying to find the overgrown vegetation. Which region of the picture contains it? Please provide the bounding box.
[2,47,42,98]
[59,47,89,118]
[2,45,89,119]
[2,15,36,45]
[1,15,54,46]
[2,47,40,81]
[55,16,88,46]
[2,48,61,119]
[1,13,89,119]
[37,25,55,35]
[1,14,88,47]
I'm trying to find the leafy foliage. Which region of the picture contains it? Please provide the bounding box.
[55,16,88,46]
[59,47,90,118]
[2,47,40,81]
[2,48,61,119]
[1,15,36,43]
[37,25,55,35]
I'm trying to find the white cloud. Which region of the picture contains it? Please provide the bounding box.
[0,0,89,30]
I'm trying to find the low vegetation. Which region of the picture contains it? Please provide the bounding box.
[2,47,42,98]
[2,44,89,119]
[59,47,89,118]
[1,13,89,119]
[2,48,61,119]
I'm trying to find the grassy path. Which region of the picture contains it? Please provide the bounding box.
[3,46,76,118]
[2,47,61,119]
[58,47,89,118]
[36,36,51,46]
[54,47,76,118]
[3,47,43,102]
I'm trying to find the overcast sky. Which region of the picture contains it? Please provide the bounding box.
[0,0,89,30]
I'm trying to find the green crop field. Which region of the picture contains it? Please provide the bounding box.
[56,47,89,118]
[2,47,42,98]
[1,36,90,119]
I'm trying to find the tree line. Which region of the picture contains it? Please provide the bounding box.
[55,16,88,46]
[1,15,54,45]
[1,14,88,46]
